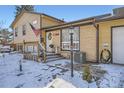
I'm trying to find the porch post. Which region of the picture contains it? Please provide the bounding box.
[37,41,40,62]
[93,19,99,63]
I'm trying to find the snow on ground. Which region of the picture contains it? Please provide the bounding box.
[96,64,124,88]
[0,53,124,88]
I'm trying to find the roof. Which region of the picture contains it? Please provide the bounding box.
[10,10,65,28]
[95,15,124,22]
[11,10,124,31]
[42,13,112,31]
[42,13,124,31]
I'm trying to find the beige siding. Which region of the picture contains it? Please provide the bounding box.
[13,13,40,44]
[80,25,97,62]
[42,15,63,27]
[52,30,61,48]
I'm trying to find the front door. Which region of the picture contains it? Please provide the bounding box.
[46,32,53,52]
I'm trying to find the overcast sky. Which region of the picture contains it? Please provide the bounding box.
[0,5,123,30]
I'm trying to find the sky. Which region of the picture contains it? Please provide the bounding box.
[0,5,124,31]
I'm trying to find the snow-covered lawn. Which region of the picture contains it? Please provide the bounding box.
[0,53,124,88]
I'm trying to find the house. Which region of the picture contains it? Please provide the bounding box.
[11,11,64,53]
[11,7,124,64]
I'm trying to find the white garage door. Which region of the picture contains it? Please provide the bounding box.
[113,26,124,64]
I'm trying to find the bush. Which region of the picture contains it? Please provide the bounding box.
[83,64,92,83]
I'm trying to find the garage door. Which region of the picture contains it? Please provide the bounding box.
[112,26,124,64]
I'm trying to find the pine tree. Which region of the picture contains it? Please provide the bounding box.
[0,29,13,44]
[15,5,34,17]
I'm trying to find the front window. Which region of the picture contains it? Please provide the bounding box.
[33,20,38,25]
[22,25,26,35]
[61,27,79,50]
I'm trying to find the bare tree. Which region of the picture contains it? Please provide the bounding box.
[0,20,6,30]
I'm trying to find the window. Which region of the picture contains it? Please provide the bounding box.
[61,27,79,50]
[15,27,18,37]
[33,20,38,25]
[27,45,33,52]
[22,25,26,35]
[32,20,38,28]
[34,45,38,53]
[17,45,23,52]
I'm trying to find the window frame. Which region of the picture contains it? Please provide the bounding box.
[61,27,80,51]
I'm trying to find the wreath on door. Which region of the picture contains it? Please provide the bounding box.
[48,33,52,40]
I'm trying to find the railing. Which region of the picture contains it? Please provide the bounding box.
[38,42,47,62]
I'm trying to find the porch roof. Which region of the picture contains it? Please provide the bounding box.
[42,13,111,31]
[42,13,124,31]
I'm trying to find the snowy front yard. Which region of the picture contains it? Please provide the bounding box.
[0,53,124,88]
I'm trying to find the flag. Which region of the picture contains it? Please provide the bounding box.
[29,23,40,37]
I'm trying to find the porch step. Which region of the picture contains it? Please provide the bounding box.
[23,52,65,62]
[45,53,65,62]
[46,57,65,62]
[46,55,61,59]
[46,53,61,56]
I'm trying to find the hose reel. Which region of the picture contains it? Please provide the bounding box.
[100,49,111,63]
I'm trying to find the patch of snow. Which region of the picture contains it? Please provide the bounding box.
[46,78,76,88]
[0,53,124,88]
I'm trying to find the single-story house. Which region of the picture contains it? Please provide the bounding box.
[11,7,124,64]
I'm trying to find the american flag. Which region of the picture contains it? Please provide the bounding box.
[29,23,40,37]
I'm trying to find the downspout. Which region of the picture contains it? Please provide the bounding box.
[93,19,99,63]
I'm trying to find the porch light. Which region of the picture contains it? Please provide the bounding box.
[69,26,74,34]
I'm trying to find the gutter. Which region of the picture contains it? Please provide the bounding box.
[44,21,93,32]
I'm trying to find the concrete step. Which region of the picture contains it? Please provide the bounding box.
[46,57,65,62]
[40,52,65,62]
[46,55,61,59]
[46,53,60,56]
